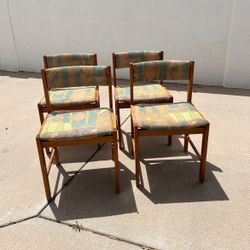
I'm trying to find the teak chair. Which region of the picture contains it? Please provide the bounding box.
[130,60,210,186]
[37,53,98,124]
[36,65,118,201]
[112,51,173,149]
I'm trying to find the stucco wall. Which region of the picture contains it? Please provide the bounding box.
[0,0,249,88]
[0,0,18,71]
[223,0,250,88]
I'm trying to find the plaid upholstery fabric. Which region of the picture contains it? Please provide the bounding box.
[115,84,172,103]
[45,66,108,89]
[133,60,190,82]
[46,54,96,68]
[115,51,162,68]
[134,102,207,130]
[39,86,97,107]
[40,108,113,141]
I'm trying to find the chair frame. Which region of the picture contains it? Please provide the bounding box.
[36,66,119,202]
[112,51,173,149]
[130,61,210,186]
[37,54,99,124]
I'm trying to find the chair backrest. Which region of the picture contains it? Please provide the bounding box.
[130,60,194,103]
[112,51,163,86]
[41,65,113,111]
[43,53,97,68]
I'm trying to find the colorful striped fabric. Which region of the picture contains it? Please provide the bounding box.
[133,60,190,82]
[46,53,96,68]
[39,86,97,107]
[40,108,113,141]
[45,66,108,89]
[134,102,207,130]
[115,51,162,68]
[116,84,172,103]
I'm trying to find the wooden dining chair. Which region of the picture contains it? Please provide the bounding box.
[112,51,173,149]
[37,53,98,124]
[130,60,210,186]
[36,65,118,201]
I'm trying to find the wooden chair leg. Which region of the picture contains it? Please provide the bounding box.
[131,116,134,138]
[116,104,123,150]
[168,97,174,146]
[96,99,101,149]
[184,134,189,153]
[133,130,141,187]
[168,135,172,146]
[37,105,51,156]
[199,124,209,183]
[36,138,52,201]
[131,115,134,156]
[111,142,114,161]
[54,147,60,165]
[37,104,44,125]
[113,136,120,193]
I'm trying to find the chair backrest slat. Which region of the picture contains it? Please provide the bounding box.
[114,51,163,69]
[44,53,97,68]
[112,51,163,87]
[44,66,109,89]
[130,60,194,103]
[133,60,190,82]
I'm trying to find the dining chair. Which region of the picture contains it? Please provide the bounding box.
[130,60,210,186]
[112,51,173,149]
[37,53,98,124]
[36,65,119,201]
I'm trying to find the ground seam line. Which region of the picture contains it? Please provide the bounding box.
[0,214,38,229]
[37,143,105,215]
[38,215,157,250]
[0,139,156,249]
[0,144,104,229]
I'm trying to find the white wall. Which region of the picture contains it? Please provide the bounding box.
[223,0,250,88]
[0,0,18,71]
[0,0,249,88]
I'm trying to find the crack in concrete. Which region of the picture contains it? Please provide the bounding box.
[38,215,157,250]
[37,143,105,216]
[0,214,38,229]
[0,141,157,249]
[121,114,131,126]
[0,143,103,228]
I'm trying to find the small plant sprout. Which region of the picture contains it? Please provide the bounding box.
[72,220,82,232]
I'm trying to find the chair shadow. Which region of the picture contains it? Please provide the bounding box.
[57,143,111,163]
[167,82,250,97]
[0,70,41,79]
[116,79,250,97]
[49,162,137,221]
[121,128,186,159]
[121,132,229,204]
[139,156,228,204]
[49,118,228,220]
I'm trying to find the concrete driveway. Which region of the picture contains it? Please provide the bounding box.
[0,71,249,249]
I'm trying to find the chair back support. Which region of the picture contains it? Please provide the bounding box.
[44,53,97,68]
[130,60,194,103]
[133,60,191,81]
[41,65,113,111]
[114,51,163,69]
[112,51,163,86]
[44,66,109,89]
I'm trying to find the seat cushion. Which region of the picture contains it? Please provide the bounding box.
[134,102,208,130]
[40,108,113,141]
[115,84,172,103]
[39,86,97,108]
